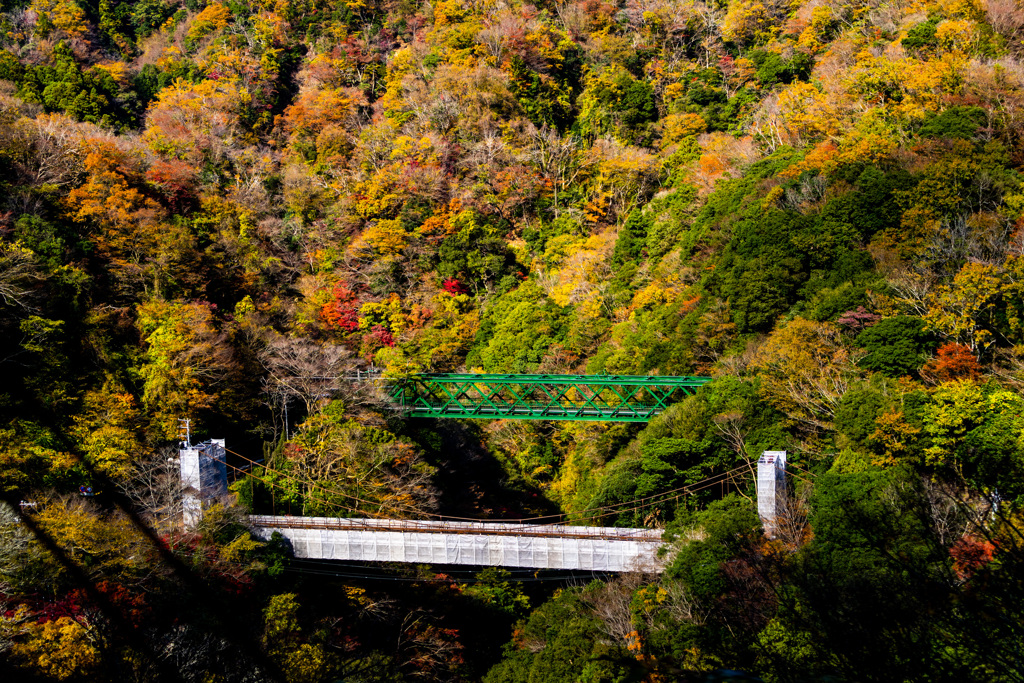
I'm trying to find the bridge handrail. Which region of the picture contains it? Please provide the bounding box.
[403,399,671,408]
[249,515,664,543]
[407,373,712,386]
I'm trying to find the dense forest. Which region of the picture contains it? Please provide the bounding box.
[1,0,1024,678]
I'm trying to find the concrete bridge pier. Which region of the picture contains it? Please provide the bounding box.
[179,439,228,529]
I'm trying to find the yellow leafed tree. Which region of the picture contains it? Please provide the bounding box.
[136,300,236,439]
[753,318,860,432]
[11,617,100,681]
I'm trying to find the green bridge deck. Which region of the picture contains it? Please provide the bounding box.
[387,373,712,422]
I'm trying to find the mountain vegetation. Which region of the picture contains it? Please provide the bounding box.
[1,0,1024,678]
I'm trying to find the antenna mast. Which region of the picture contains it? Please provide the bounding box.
[178,418,192,449]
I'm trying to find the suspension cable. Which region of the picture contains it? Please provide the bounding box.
[224,446,754,527]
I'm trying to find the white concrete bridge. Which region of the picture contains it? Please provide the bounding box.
[249,515,666,572]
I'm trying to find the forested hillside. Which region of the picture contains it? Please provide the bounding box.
[2,0,1024,678]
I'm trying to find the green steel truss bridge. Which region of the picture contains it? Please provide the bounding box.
[386,373,712,422]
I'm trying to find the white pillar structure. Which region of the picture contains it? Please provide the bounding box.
[757,450,787,538]
[180,439,228,529]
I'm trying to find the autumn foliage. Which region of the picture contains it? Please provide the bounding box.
[921,342,984,383]
[3,0,1024,679]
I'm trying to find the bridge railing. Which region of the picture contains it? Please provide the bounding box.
[249,515,664,543]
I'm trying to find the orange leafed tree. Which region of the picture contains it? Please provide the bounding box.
[143,78,252,161]
[921,342,983,383]
[320,283,360,332]
[65,137,169,289]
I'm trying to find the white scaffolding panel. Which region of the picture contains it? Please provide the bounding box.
[249,516,665,572]
[757,450,787,537]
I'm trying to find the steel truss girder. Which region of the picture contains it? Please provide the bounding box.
[387,373,712,422]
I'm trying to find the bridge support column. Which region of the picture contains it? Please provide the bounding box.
[757,450,787,538]
[180,439,228,529]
